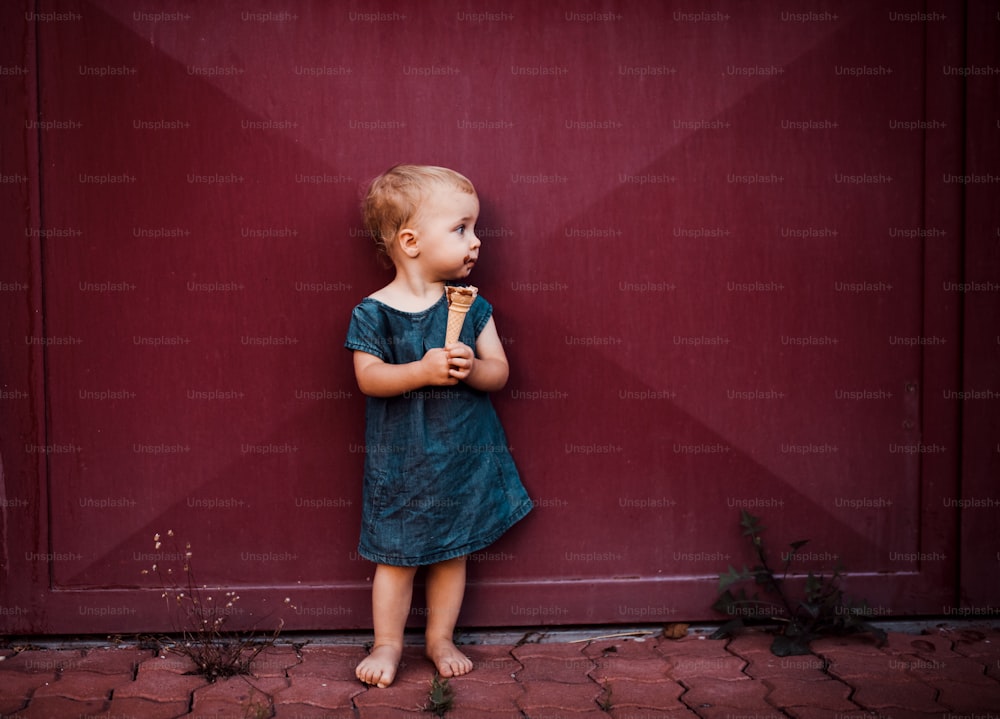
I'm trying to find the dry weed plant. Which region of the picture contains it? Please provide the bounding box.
[141,530,295,682]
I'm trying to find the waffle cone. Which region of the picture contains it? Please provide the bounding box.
[444,285,478,345]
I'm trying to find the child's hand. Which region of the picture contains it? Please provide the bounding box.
[421,347,461,386]
[445,342,475,381]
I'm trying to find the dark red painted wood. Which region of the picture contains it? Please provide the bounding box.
[0,0,992,634]
[959,0,1000,612]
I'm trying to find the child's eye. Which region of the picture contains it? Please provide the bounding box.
[455,225,466,235]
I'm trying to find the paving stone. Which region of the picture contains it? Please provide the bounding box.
[667,653,748,681]
[249,645,302,677]
[0,695,28,716]
[988,659,1000,683]
[457,645,520,682]
[589,656,673,683]
[738,651,831,680]
[609,708,703,719]
[785,709,885,719]
[894,651,996,686]
[0,650,86,674]
[273,676,365,708]
[75,647,147,675]
[517,680,603,712]
[791,710,950,719]
[428,709,524,719]
[288,645,364,681]
[601,676,685,710]
[810,634,896,657]
[352,679,432,711]
[517,710,611,719]
[191,675,286,708]
[952,627,1000,662]
[447,676,523,711]
[145,650,201,674]
[692,707,785,719]
[862,711,957,719]
[679,676,772,712]
[848,677,945,713]
[273,703,357,719]
[885,633,941,656]
[515,655,595,684]
[190,698,272,719]
[819,649,904,680]
[115,663,206,702]
[4,695,107,718]
[655,635,736,661]
[761,677,857,711]
[581,636,662,659]
[725,630,782,657]
[935,677,1000,712]
[103,696,192,718]
[31,669,130,701]
[355,708,429,719]
[886,630,959,657]
[0,670,56,710]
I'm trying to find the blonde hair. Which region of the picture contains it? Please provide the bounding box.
[362,164,476,260]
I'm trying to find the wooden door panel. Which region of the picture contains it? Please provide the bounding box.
[0,0,972,633]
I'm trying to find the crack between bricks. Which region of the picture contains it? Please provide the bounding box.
[653,639,701,718]
[817,659,854,695]
[235,672,278,717]
[806,645,867,715]
[674,678,704,718]
[507,641,530,717]
[580,642,614,716]
[720,637,814,719]
[721,642,797,718]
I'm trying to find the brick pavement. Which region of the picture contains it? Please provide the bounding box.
[1,623,999,718]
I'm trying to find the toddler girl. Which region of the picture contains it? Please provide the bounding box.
[345,164,531,687]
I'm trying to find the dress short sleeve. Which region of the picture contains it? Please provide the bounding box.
[470,295,493,337]
[344,301,390,361]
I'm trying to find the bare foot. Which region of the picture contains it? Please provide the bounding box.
[356,644,402,688]
[426,639,473,678]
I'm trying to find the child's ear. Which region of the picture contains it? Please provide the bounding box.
[396,228,419,258]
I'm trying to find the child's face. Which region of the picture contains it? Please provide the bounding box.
[410,185,481,280]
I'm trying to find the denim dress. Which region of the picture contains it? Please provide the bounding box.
[344,291,532,566]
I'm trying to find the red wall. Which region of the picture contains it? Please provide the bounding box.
[1,0,997,633]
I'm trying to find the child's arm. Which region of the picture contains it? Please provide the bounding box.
[354,317,510,397]
[446,316,509,393]
[353,347,458,397]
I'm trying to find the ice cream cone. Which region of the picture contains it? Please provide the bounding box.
[445,285,478,345]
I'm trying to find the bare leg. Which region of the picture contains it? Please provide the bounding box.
[424,556,473,677]
[356,563,417,687]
